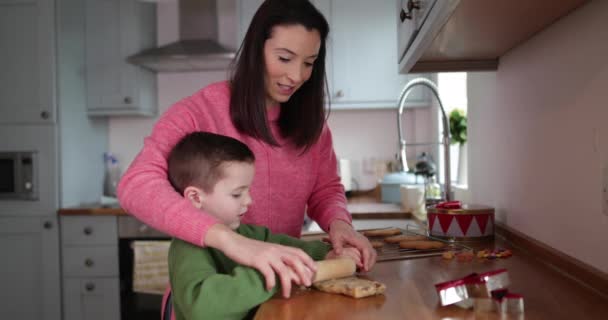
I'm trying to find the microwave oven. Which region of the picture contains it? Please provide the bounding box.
[0,151,38,200]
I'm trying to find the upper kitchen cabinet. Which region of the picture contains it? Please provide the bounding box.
[237,0,264,44]
[399,0,589,73]
[84,0,158,116]
[327,0,430,109]
[237,0,431,110]
[0,0,56,124]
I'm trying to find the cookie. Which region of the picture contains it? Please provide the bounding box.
[362,228,402,237]
[313,276,386,298]
[383,234,427,243]
[370,240,384,249]
[398,240,446,250]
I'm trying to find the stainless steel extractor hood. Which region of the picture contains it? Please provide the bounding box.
[128,0,236,72]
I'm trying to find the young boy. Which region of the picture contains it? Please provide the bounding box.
[166,132,358,320]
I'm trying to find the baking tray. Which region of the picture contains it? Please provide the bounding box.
[301,226,472,262]
[367,226,471,262]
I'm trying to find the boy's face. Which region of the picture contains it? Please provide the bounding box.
[190,161,255,229]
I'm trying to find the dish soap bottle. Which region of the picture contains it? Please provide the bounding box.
[425,175,442,204]
[103,152,121,197]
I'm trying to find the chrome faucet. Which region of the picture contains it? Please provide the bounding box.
[397,77,451,201]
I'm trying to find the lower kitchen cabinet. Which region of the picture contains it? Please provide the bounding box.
[63,278,120,320]
[0,216,61,320]
[61,216,120,320]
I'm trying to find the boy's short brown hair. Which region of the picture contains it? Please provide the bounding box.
[168,132,255,194]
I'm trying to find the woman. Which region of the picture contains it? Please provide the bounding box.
[117,0,376,298]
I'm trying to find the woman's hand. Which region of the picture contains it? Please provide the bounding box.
[328,220,377,271]
[205,224,316,298]
[325,247,362,267]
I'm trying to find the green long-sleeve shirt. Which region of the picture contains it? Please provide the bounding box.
[168,224,331,320]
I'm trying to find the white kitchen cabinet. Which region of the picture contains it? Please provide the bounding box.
[84,0,158,116]
[0,217,61,320]
[237,0,431,110]
[397,0,437,67]
[61,216,121,320]
[63,278,121,320]
[0,5,61,319]
[1,0,109,318]
[0,0,56,124]
[237,0,264,42]
[397,0,459,73]
[326,0,431,109]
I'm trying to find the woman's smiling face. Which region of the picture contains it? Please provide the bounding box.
[263,24,321,108]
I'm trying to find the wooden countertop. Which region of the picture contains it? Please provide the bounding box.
[58,191,410,219]
[59,205,127,216]
[254,235,608,319]
[61,195,608,318]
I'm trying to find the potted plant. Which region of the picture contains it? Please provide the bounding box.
[449,109,467,185]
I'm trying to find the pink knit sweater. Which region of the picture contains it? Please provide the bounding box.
[117,81,351,246]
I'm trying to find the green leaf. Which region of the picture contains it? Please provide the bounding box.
[449,108,467,145]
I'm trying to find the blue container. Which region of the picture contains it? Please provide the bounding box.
[380,171,419,203]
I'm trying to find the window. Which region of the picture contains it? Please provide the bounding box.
[437,72,468,186]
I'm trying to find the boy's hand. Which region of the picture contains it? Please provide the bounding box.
[325,247,362,269]
[205,224,316,298]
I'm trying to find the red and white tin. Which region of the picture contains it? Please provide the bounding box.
[427,203,495,241]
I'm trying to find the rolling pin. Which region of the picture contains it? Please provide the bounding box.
[313,258,356,283]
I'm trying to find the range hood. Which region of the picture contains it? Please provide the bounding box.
[128,0,236,72]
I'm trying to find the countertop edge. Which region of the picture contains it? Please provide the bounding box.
[496,223,608,299]
[58,192,410,219]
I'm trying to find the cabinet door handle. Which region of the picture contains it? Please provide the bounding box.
[85,282,96,292]
[84,258,95,267]
[408,0,421,12]
[124,96,133,104]
[83,226,93,235]
[335,90,344,98]
[40,111,50,120]
[138,224,149,233]
[400,8,409,22]
[400,0,420,21]
[43,221,53,229]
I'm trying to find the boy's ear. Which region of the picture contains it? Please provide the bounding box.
[183,186,205,209]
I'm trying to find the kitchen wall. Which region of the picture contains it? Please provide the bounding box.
[467,0,608,272]
[59,0,109,207]
[108,71,225,169]
[328,108,434,190]
[109,1,432,192]
[110,93,427,193]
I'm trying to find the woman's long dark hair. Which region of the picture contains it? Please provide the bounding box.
[230,0,329,150]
